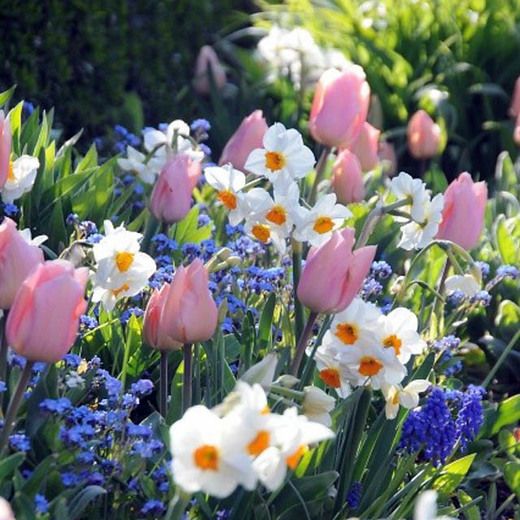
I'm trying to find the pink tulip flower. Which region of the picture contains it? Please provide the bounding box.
[0,112,12,190]
[407,110,441,159]
[193,45,227,95]
[331,149,365,204]
[348,122,380,172]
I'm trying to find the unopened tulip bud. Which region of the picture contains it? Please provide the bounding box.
[331,149,364,204]
[407,110,442,159]
[378,140,397,177]
[348,122,380,172]
[193,45,226,95]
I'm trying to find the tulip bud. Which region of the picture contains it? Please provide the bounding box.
[302,386,336,426]
[219,110,268,171]
[378,140,397,177]
[407,110,442,159]
[436,172,487,250]
[6,260,88,363]
[0,497,15,520]
[193,45,227,95]
[331,149,365,204]
[150,154,201,224]
[348,122,380,172]
[0,111,12,190]
[514,114,520,146]
[143,259,217,347]
[509,76,520,118]
[297,228,376,314]
[0,218,44,309]
[309,65,370,148]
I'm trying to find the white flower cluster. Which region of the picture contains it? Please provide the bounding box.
[1,155,39,204]
[389,172,444,251]
[91,220,156,311]
[117,119,203,184]
[205,123,351,252]
[312,297,430,419]
[170,381,334,498]
[257,26,350,89]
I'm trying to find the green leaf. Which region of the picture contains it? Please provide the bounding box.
[433,454,476,494]
[0,453,25,482]
[67,485,107,519]
[257,293,276,352]
[0,85,16,106]
[480,395,520,437]
[494,215,519,265]
[504,462,520,496]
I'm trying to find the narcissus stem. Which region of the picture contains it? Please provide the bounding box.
[182,344,193,413]
[0,360,34,455]
[309,148,330,206]
[290,312,318,376]
[159,351,169,417]
[291,239,304,343]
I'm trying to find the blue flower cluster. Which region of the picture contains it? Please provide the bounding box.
[346,481,362,510]
[399,386,484,465]
[113,125,141,154]
[433,335,463,375]
[360,260,392,301]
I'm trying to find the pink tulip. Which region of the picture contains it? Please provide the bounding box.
[378,140,397,177]
[436,172,487,250]
[348,122,380,172]
[0,112,12,190]
[143,259,217,347]
[6,260,88,363]
[331,150,365,204]
[297,228,376,313]
[407,110,441,159]
[309,66,370,149]
[0,218,44,309]
[219,110,268,171]
[514,114,520,146]
[193,45,227,95]
[150,154,201,224]
[0,497,15,520]
[509,76,520,118]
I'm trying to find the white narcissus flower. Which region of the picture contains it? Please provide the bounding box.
[2,155,39,203]
[91,220,156,311]
[293,193,351,246]
[398,193,444,251]
[170,405,256,498]
[389,171,429,222]
[339,340,407,390]
[374,307,426,364]
[204,164,247,226]
[445,274,480,297]
[414,490,456,520]
[244,123,315,187]
[239,353,279,390]
[244,216,287,255]
[302,386,336,426]
[19,228,48,247]
[323,297,382,353]
[311,345,353,398]
[117,146,160,184]
[381,379,430,419]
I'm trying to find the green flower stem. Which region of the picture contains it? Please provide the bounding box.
[182,343,193,413]
[290,312,318,377]
[308,148,330,206]
[269,384,305,401]
[0,360,34,455]
[165,490,191,520]
[159,350,169,417]
[291,238,305,343]
[141,213,160,254]
[356,198,410,248]
[482,329,520,389]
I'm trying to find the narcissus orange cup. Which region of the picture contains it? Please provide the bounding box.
[219,110,268,171]
[331,149,365,204]
[0,217,44,309]
[6,260,88,363]
[436,172,487,250]
[309,65,370,149]
[297,228,376,314]
[193,45,227,95]
[144,259,218,347]
[407,110,441,160]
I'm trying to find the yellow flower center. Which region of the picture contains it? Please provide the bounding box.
[266,205,287,226]
[335,323,358,345]
[319,368,341,388]
[194,444,219,471]
[112,283,130,298]
[217,190,237,210]
[261,405,270,415]
[286,445,309,470]
[251,224,271,243]
[7,160,14,181]
[359,356,383,377]
[383,334,402,356]
[391,391,400,405]
[247,430,270,456]
[115,251,134,272]
[313,216,334,234]
[265,151,286,172]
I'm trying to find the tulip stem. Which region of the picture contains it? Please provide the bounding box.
[309,148,330,206]
[182,344,193,413]
[356,198,410,248]
[290,312,318,376]
[482,329,520,389]
[291,239,305,343]
[159,351,169,417]
[141,214,160,254]
[0,360,33,455]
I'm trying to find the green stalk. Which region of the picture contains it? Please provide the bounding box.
[290,312,318,377]
[430,257,450,339]
[141,214,160,254]
[482,329,520,389]
[0,360,34,455]
[159,351,169,417]
[308,147,330,205]
[165,490,191,520]
[291,238,304,343]
[182,344,193,413]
